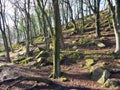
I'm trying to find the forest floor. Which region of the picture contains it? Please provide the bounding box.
[0,11,120,90]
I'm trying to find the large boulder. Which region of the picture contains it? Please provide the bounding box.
[91,67,111,84]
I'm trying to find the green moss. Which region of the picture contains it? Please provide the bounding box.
[78,37,90,45]
[13,57,26,64]
[103,79,118,88]
[47,59,53,64]
[0,52,5,57]
[93,54,101,61]
[12,44,21,50]
[37,57,46,63]
[13,57,32,65]
[85,59,94,67]
[60,77,68,82]
[33,36,43,43]
[36,51,49,59]
[79,64,83,68]
[69,52,84,62]
[20,57,32,65]
[72,46,77,50]
[66,23,74,29]
[99,62,106,67]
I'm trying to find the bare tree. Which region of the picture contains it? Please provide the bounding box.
[0,0,11,62]
[107,0,120,54]
[52,0,61,78]
[88,0,101,37]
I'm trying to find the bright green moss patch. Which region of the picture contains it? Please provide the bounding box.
[85,59,94,67]
[60,77,68,82]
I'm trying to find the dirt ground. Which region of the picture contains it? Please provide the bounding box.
[0,13,120,90]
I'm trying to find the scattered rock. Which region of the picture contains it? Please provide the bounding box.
[97,70,111,84]
[72,41,76,44]
[72,46,77,49]
[91,67,111,84]
[36,51,49,59]
[103,79,119,88]
[37,57,46,63]
[95,41,106,48]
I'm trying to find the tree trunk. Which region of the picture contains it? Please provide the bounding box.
[0,0,11,62]
[1,31,11,62]
[95,12,100,37]
[107,0,120,54]
[6,24,14,52]
[52,0,61,78]
[114,0,120,54]
[81,0,84,33]
[25,0,30,56]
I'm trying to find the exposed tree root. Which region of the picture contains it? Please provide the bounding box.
[3,76,60,90]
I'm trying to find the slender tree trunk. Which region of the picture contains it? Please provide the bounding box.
[107,0,120,54]
[6,25,14,52]
[1,31,11,62]
[95,12,100,37]
[0,0,11,62]
[25,0,30,56]
[88,0,101,37]
[95,0,101,37]
[52,0,61,78]
[14,8,20,43]
[114,0,120,54]
[80,0,84,33]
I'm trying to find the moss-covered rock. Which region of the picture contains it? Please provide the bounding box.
[91,67,111,84]
[37,57,46,63]
[97,70,111,84]
[13,57,32,65]
[72,46,77,49]
[103,79,118,88]
[99,62,106,67]
[36,51,49,59]
[95,41,106,48]
[60,77,68,82]
[85,59,94,67]
[13,57,26,64]
[20,57,32,65]
[69,52,84,63]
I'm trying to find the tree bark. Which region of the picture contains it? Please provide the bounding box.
[52,0,61,78]
[107,0,120,54]
[0,0,11,62]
